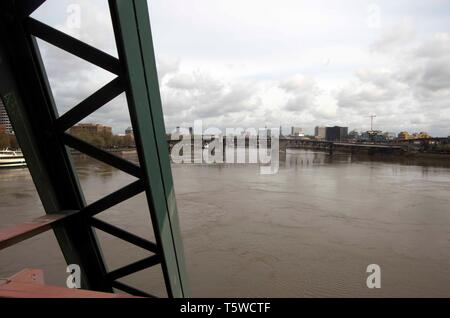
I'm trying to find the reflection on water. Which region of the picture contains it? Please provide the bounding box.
[284,150,351,167]
[1,149,450,297]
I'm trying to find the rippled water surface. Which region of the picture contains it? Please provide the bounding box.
[1,149,450,297]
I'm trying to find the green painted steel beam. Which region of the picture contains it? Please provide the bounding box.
[0,1,111,292]
[0,0,188,297]
[109,0,189,298]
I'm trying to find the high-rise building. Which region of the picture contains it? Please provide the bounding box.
[314,126,326,139]
[291,127,304,137]
[325,126,348,141]
[0,100,13,134]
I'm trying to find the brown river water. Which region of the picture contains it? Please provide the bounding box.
[1,149,450,297]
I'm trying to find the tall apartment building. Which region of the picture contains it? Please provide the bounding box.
[291,127,304,137]
[325,126,348,141]
[0,100,13,134]
[314,126,326,139]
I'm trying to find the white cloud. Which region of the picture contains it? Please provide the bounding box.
[279,75,319,113]
[371,18,417,52]
[31,0,450,136]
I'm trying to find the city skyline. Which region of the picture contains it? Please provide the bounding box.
[62,120,441,138]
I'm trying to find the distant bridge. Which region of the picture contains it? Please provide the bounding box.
[279,138,406,155]
[392,137,450,144]
[167,135,409,156]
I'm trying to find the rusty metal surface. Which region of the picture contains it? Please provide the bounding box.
[0,213,75,251]
[8,268,45,285]
[0,269,137,298]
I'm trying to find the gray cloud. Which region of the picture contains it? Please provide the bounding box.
[162,70,262,127]
[279,75,319,112]
[32,0,450,136]
[337,27,450,135]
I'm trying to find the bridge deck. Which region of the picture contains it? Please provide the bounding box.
[0,269,137,298]
[333,142,403,149]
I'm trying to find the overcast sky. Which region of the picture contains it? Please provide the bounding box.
[33,0,450,136]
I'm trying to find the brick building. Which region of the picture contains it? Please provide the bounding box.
[69,123,112,136]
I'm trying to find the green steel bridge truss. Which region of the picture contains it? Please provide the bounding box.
[0,0,188,298]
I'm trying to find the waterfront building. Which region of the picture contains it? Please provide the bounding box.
[348,130,360,140]
[291,127,304,137]
[325,126,348,142]
[416,132,432,139]
[361,130,386,142]
[397,131,431,140]
[397,131,410,140]
[384,132,396,141]
[69,123,112,136]
[314,126,326,139]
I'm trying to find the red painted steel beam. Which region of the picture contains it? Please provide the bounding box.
[0,269,137,298]
[6,268,45,285]
[0,212,77,251]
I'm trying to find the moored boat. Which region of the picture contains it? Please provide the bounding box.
[0,149,27,168]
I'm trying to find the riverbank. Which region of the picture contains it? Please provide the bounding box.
[70,148,137,156]
[70,145,450,169]
[288,144,450,164]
